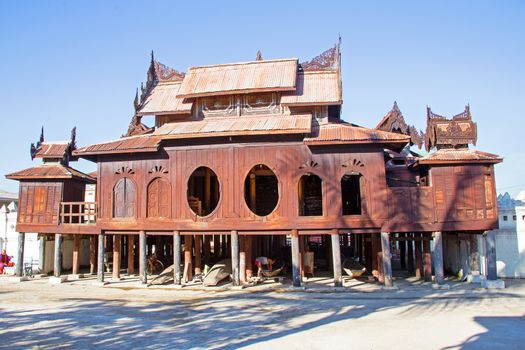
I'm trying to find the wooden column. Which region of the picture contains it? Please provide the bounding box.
[331,230,343,287]
[139,231,147,284]
[54,233,62,277]
[399,233,406,270]
[38,234,45,273]
[15,232,25,277]
[299,235,305,280]
[72,235,80,275]
[183,235,193,282]
[371,233,379,278]
[485,231,497,280]
[231,230,239,286]
[113,235,121,279]
[245,235,253,279]
[239,235,246,284]
[423,233,432,282]
[89,235,96,274]
[414,233,423,279]
[433,231,444,285]
[204,235,211,266]
[127,235,135,275]
[380,232,393,287]
[291,229,301,287]
[173,231,181,285]
[214,234,220,259]
[194,235,202,275]
[407,233,414,273]
[97,233,105,282]
[221,235,227,258]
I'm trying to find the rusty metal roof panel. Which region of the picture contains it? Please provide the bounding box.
[137,82,193,116]
[281,71,341,106]
[5,164,95,181]
[34,142,69,159]
[154,114,311,139]
[178,59,298,98]
[418,149,502,164]
[304,122,410,145]
[75,135,162,156]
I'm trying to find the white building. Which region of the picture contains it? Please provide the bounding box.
[0,189,40,273]
[492,191,525,278]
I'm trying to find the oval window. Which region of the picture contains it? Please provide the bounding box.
[244,164,279,216]
[187,167,220,216]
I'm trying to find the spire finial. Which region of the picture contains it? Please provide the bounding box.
[151,50,155,63]
[40,126,44,143]
[256,50,263,61]
[134,88,139,111]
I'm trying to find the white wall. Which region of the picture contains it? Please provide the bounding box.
[494,206,525,278]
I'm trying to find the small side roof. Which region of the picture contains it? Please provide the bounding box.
[33,141,69,159]
[6,164,95,182]
[417,148,502,165]
[177,59,298,98]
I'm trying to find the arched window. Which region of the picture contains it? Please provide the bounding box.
[244,164,279,216]
[187,167,220,217]
[298,174,323,216]
[341,173,362,215]
[147,178,170,218]
[113,177,136,218]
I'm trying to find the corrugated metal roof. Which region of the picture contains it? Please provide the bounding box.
[304,122,411,145]
[154,114,312,139]
[419,149,502,164]
[75,135,162,156]
[136,82,193,116]
[34,142,69,159]
[178,59,298,98]
[281,71,341,106]
[5,164,95,181]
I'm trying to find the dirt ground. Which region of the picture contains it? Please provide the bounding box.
[1,276,525,350]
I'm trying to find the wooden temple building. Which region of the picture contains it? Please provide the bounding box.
[6,42,503,288]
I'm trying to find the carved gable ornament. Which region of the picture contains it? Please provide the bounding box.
[148,165,168,175]
[342,158,365,172]
[115,166,134,175]
[376,102,424,149]
[425,105,477,152]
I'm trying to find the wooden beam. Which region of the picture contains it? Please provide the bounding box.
[433,231,444,285]
[381,232,393,287]
[127,234,135,275]
[245,235,253,279]
[414,233,423,279]
[97,233,105,282]
[183,235,193,282]
[113,235,121,280]
[194,235,202,275]
[423,234,432,282]
[407,233,414,273]
[89,235,96,275]
[399,233,406,270]
[204,235,211,266]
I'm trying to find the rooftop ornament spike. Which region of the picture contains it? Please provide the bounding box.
[256,50,263,61]
[30,126,44,160]
[425,105,477,152]
[376,102,425,149]
[301,38,340,71]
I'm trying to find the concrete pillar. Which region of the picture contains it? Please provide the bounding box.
[485,231,497,280]
[97,233,105,282]
[72,235,80,275]
[291,230,301,287]
[113,235,121,280]
[331,230,342,287]
[173,231,181,285]
[414,233,423,279]
[15,232,25,277]
[39,234,45,273]
[231,230,239,286]
[139,231,147,284]
[239,235,246,284]
[380,232,393,288]
[433,231,444,285]
[54,233,62,277]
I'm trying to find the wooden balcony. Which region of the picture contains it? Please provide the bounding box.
[60,202,97,225]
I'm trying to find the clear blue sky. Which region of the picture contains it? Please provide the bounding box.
[1,1,524,196]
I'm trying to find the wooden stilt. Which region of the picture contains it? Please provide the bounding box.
[127,235,135,275]
[414,233,423,279]
[38,234,45,273]
[371,233,379,278]
[407,233,414,273]
[173,231,181,285]
[299,235,305,280]
[72,235,80,275]
[433,231,444,285]
[54,233,62,278]
[113,235,121,280]
[423,233,432,282]
[214,234,220,259]
[194,235,202,275]
[183,235,193,282]
[97,233,105,282]
[89,235,96,274]
[291,229,301,287]
[221,234,227,258]
[245,235,253,279]
[399,233,406,270]
[204,235,211,266]
[15,232,25,277]
[239,235,246,284]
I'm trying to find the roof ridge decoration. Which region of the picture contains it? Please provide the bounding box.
[256,50,263,61]
[30,126,44,160]
[425,105,477,152]
[300,36,341,71]
[30,127,78,165]
[375,102,425,149]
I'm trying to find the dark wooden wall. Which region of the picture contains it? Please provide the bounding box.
[17,181,63,225]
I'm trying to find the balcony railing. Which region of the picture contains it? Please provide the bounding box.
[60,202,97,224]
